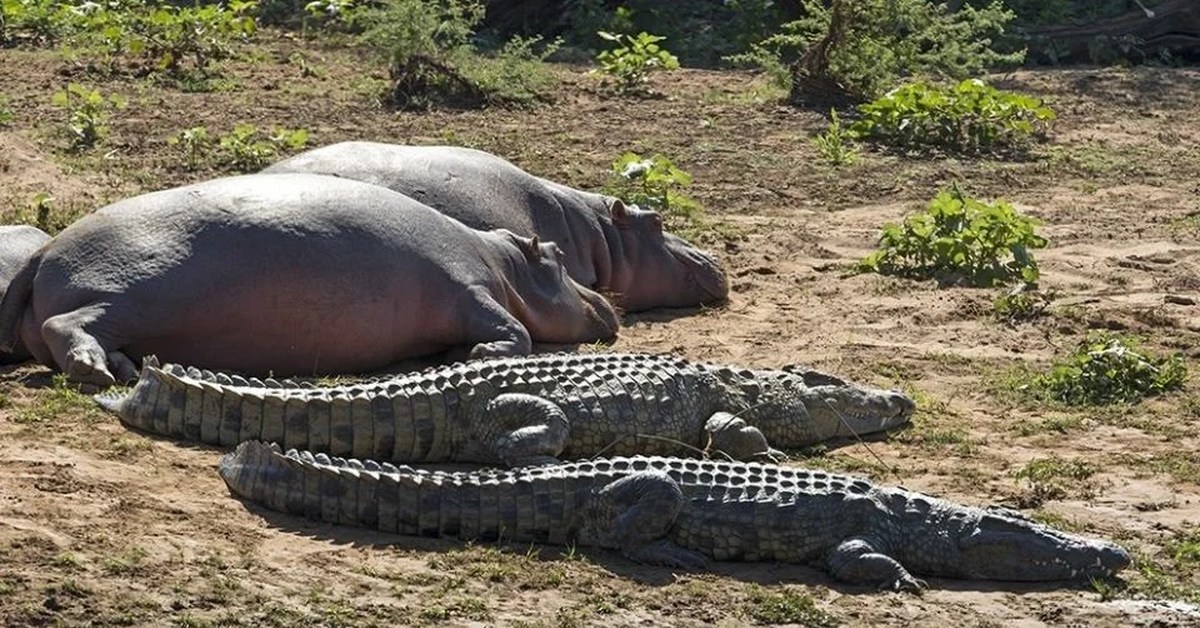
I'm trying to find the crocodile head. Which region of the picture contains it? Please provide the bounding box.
[895,501,1131,581]
[783,367,916,440]
[952,507,1130,581]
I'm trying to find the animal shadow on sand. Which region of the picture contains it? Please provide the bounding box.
[235,499,1113,596]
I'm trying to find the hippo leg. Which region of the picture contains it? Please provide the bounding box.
[474,393,569,466]
[40,305,138,386]
[461,287,533,359]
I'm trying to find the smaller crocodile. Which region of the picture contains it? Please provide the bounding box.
[220,442,1131,589]
[97,353,914,466]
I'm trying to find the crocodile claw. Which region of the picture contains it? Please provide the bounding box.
[881,573,928,594]
[624,540,709,570]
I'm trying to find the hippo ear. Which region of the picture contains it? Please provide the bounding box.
[610,199,631,229]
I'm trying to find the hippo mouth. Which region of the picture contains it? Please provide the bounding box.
[671,242,728,305]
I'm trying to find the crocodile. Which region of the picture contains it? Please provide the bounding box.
[220,442,1131,589]
[96,353,915,466]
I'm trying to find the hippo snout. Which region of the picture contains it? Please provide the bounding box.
[672,242,728,304]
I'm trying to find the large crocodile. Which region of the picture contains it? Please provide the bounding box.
[96,353,915,466]
[220,442,1131,589]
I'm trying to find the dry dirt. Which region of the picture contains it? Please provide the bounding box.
[3,32,1200,627]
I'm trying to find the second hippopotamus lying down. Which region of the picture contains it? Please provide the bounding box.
[0,225,50,364]
[263,142,729,312]
[0,174,619,387]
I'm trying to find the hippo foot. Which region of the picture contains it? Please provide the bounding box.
[63,348,116,388]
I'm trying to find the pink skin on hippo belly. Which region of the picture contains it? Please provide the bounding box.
[0,225,50,364]
[263,142,729,312]
[0,174,618,387]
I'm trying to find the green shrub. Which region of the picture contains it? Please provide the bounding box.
[736,0,1024,100]
[359,0,557,108]
[850,79,1055,154]
[993,286,1055,325]
[51,83,126,151]
[606,152,701,229]
[593,31,680,95]
[168,126,214,169]
[1024,334,1187,406]
[812,109,858,166]
[858,187,1047,287]
[0,0,78,45]
[216,124,310,172]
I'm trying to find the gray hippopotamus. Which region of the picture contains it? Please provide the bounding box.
[263,142,728,312]
[0,225,50,364]
[0,174,619,387]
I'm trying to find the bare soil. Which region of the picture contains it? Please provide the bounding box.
[3,33,1200,627]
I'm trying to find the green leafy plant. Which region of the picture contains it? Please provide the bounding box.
[812,109,858,166]
[858,187,1048,287]
[594,31,680,95]
[1024,334,1187,406]
[850,79,1055,153]
[606,152,701,228]
[0,95,13,126]
[302,0,359,29]
[51,83,126,151]
[216,123,310,172]
[993,285,1056,325]
[168,125,214,169]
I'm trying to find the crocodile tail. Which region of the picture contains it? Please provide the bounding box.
[219,441,291,508]
[0,250,42,353]
[94,355,178,436]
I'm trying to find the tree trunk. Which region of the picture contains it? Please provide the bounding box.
[787,0,856,108]
[1023,0,1200,63]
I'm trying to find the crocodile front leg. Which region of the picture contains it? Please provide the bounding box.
[582,471,708,570]
[704,413,787,462]
[473,393,570,466]
[827,537,927,592]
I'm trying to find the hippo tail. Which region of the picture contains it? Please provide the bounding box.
[0,250,41,354]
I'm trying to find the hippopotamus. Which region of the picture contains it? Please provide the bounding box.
[0,225,50,364]
[0,174,619,387]
[262,142,728,312]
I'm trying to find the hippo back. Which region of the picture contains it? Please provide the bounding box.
[0,225,50,363]
[264,143,608,287]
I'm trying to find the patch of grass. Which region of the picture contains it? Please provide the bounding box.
[1014,455,1097,505]
[102,547,148,576]
[1118,452,1200,485]
[993,286,1056,325]
[890,385,977,455]
[1118,547,1200,604]
[418,595,491,623]
[15,374,104,425]
[1010,413,1084,436]
[1015,334,1187,406]
[742,586,838,626]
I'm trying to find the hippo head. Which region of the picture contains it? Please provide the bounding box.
[608,200,728,312]
[497,230,620,345]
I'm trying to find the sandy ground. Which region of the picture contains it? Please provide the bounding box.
[3,34,1200,626]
